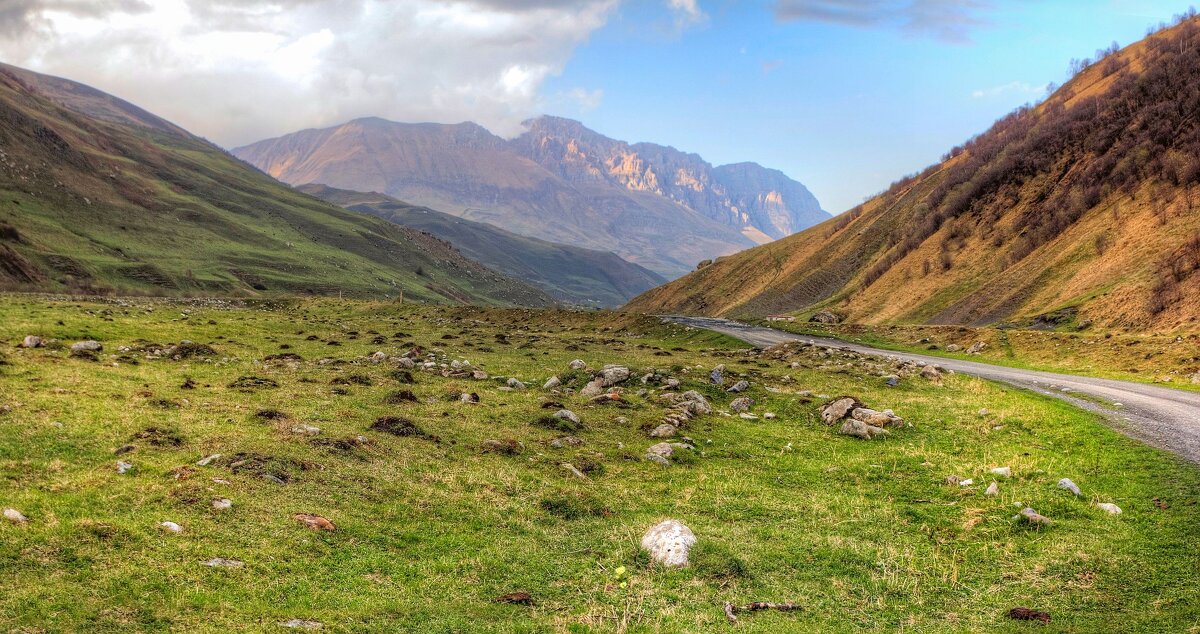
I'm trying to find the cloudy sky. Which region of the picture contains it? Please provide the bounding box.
[0,0,1192,212]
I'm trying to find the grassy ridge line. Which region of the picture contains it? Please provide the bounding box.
[0,297,1196,631]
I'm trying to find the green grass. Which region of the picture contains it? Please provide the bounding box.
[0,295,1197,632]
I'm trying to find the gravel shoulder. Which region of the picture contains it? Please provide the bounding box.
[666,315,1200,464]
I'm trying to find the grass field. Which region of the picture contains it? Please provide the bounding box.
[1,295,1197,632]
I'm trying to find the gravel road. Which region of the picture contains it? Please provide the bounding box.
[666,315,1200,464]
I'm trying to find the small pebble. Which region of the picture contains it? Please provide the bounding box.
[116,461,133,474]
[212,498,232,511]
[1057,478,1082,496]
[3,508,28,523]
[160,521,183,534]
[1096,502,1122,515]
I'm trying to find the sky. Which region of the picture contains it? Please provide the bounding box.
[0,0,1194,214]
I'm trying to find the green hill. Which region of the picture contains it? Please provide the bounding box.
[0,63,552,306]
[299,184,665,307]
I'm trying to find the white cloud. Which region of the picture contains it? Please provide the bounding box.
[0,0,620,146]
[970,80,1049,99]
[774,0,993,44]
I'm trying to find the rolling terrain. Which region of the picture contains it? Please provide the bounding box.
[0,63,552,306]
[233,116,828,278]
[628,18,1200,332]
[300,184,664,307]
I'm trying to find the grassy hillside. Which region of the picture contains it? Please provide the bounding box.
[1,296,1197,631]
[0,64,552,307]
[628,17,1200,332]
[299,184,665,307]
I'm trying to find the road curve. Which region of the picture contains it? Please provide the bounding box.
[665,315,1200,464]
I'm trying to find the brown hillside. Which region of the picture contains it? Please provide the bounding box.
[628,16,1200,332]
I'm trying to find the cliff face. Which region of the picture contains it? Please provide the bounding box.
[234,116,827,279]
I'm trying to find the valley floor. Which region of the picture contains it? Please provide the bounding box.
[0,296,1197,632]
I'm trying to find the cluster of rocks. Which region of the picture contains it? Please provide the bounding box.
[649,391,711,439]
[820,396,905,440]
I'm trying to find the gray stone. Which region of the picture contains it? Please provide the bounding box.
[850,407,902,428]
[726,380,749,393]
[569,359,587,370]
[920,365,942,382]
[543,375,561,390]
[710,364,725,386]
[291,425,320,436]
[548,436,584,449]
[394,357,415,369]
[985,482,999,496]
[884,375,900,387]
[649,424,677,438]
[71,340,103,353]
[280,619,323,630]
[839,419,885,440]
[579,378,606,398]
[368,351,387,363]
[1057,478,1081,496]
[1095,502,1122,515]
[19,335,42,349]
[506,378,527,390]
[966,342,987,355]
[202,557,244,568]
[820,397,861,424]
[116,461,133,474]
[1018,507,1052,526]
[641,519,696,567]
[945,344,961,353]
[990,466,1012,477]
[212,498,232,511]
[3,508,28,523]
[729,397,753,413]
[552,409,580,425]
[679,391,712,415]
[601,365,631,386]
[196,454,222,466]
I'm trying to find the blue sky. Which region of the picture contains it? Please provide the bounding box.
[543,1,1195,213]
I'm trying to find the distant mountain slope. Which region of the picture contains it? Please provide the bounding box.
[0,63,552,306]
[628,18,1200,332]
[232,116,828,278]
[299,184,665,307]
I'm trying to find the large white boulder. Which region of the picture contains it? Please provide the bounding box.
[640,519,696,568]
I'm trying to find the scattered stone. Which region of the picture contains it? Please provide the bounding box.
[945,344,961,352]
[560,462,589,480]
[641,519,696,567]
[850,407,903,428]
[710,364,725,386]
[279,619,324,630]
[481,439,524,455]
[369,351,388,363]
[291,424,321,436]
[196,454,222,467]
[958,479,974,487]
[212,498,232,511]
[552,409,580,425]
[569,359,587,370]
[1006,607,1051,624]
[820,396,862,425]
[966,342,987,355]
[394,357,416,369]
[506,378,527,390]
[990,466,1012,477]
[19,335,42,349]
[3,508,28,523]
[548,436,584,449]
[763,412,776,420]
[1095,502,1122,515]
[945,475,963,485]
[459,392,480,404]
[116,461,133,474]
[726,380,750,393]
[920,365,942,383]
[1057,478,1082,496]
[649,424,677,438]
[543,375,561,390]
[678,391,712,415]
[160,521,183,534]
[1018,507,1052,526]
[985,482,999,496]
[809,310,842,324]
[471,370,489,380]
[884,375,899,387]
[202,557,244,568]
[579,379,606,398]
[70,340,103,354]
[729,397,753,413]
[292,513,336,531]
[600,365,630,386]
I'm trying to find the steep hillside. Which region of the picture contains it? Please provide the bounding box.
[299,184,665,307]
[629,18,1200,332]
[0,63,552,306]
[233,117,827,278]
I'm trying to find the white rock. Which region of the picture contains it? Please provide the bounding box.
[958,479,974,487]
[985,482,999,496]
[202,557,244,568]
[569,359,587,370]
[280,619,323,630]
[160,521,183,534]
[543,375,561,390]
[553,409,580,425]
[3,508,28,523]
[291,425,320,436]
[763,412,776,420]
[506,378,526,390]
[1057,478,1082,496]
[640,519,697,568]
[368,351,387,363]
[990,466,1012,477]
[212,498,232,511]
[600,365,631,386]
[1096,502,1122,515]
[117,461,133,474]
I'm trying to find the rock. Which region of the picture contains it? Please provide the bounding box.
[292,513,336,531]
[471,370,489,380]
[883,375,899,387]
[958,479,974,486]
[116,461,133,474]
[820,396,862,425]
[850,407,902,428]
[561,463,589,480]
[990,466,1012,477]
[1095,502,1122,515]
[202,557,244,568]
[966,342,987,355]
[160,521,183,534]
[71,340,103,353]
[506,378,527,390]
[543,375,561,390]
[729,397,753,413]
[1018,507,1052,526]
[19,335,42,349]
[640,519,696,567]
[1190,371,1200,384]
[839,419,886,440]
[978,408,990,416]
[553,409,580,425]
[291,425,320,436]
[459,392,480,404]
[945,344,961,352]
[196,454,222,466]
[279,619,323,630]
[649,424,677,438]
[678,391,711,415]
[394,357,415,369]
[600,365,631,386]
[548,436,583,449]
[763,412,776,420]
[579,378,606,398]
[809,310,842,324]
[726,380,749,393]
[920,365,942,383]
[710,364,725,386]
[664,378,681,389]
[945,475,963,485]
[3,508,28,523]
[569,359,587,370]
[985,482,999,496]
[212,498,232,511]
[369,351,387,363]
[647,442,676,460]
[1057,478,1081,496]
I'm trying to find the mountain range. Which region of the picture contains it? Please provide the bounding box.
[628,18,1200,331]
[0,62,551,306]
[232,116,828,278]
[299,183,664,307]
